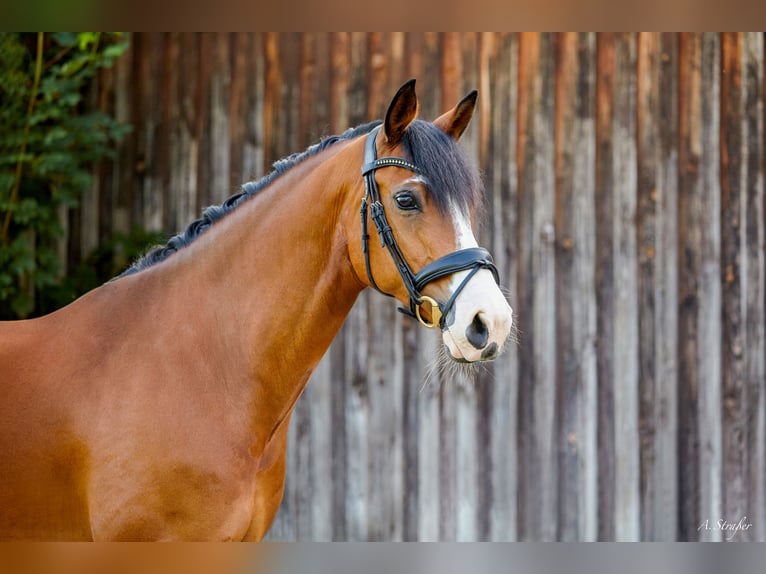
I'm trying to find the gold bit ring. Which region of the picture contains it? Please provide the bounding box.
[415,296,442,329]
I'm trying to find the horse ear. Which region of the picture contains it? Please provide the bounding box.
[433,90,478,140]
[383,78,418,145]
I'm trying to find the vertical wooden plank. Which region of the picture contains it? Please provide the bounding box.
[164,33,180,233]
[441,33,462,111]
[720,32,765,542]
[303,353,332,541]
[743,31,765,543]
[158,33,172,233]
[554,32,598,542]
[209,33,231,204]
[194,33,212,214]
[281,34,301,165]
[636,30,658,540]
[107,33,133,238]
[477,33,493,169]
[595,32,616,541]
[298,33,316,148]
[311,33,330,140]
[329,33,350,134]
[400,317,420,541]
[636,32,680,541]
[678,32,722,541]
[145,33,166,231]
[122,34,140,231]
[366,298,405,540]
[656,32,681,541]
[167,33,198,232]
[612,34,640,541]
[162,33,175,232]
[405,33,423,83]
[262,32,280,173]
[676,33,698,542]
[329,331,348,541]
[459,33,481,203]
[517,32,558,541]
[387,32,406,94]
[595,33,640,541]
[79,49,115,264]
[437,376,457,541]
[367,32,387,120]
[242,33,264,184]
[416,33,441,121]
[485,31,519,542]
[472,32,495,542]
[720,31,746,540]
[291,381,312,541]
[697,32,723,544]
[345,291,370,540]
[348,32,369,126]
[132,33,147,227]
[417,333,442,541]
[228,33,247,190]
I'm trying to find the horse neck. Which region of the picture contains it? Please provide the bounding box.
[117,138,365,445]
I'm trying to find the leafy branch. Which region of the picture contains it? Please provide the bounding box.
[0,32,132,319]
[1,32,44,243]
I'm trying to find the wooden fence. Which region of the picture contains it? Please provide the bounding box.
[78,33,765,541]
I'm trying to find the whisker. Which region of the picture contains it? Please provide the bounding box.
[421,343,451,393]
[498,285,514,299]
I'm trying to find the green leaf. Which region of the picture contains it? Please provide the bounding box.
[77,33,100,51]
[11,293,34,318]
[60,56,87,77]
[43,126,69,146]
[51,33,78,48]
[102,42,129,61]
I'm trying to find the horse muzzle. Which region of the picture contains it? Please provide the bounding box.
[439,267,513,363]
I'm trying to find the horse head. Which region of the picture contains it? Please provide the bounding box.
[347,79,514,363]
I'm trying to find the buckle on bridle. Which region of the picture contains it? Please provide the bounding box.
[414,295,442,329]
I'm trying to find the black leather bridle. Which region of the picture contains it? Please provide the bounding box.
[360,126,499,329]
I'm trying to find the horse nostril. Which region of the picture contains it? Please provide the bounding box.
[465,313,489,350]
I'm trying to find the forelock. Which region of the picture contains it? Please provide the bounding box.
[400,119,483,215]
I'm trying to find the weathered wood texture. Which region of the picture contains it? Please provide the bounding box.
[75,33,765,541]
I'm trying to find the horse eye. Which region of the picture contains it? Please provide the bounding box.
[394,192,419,211]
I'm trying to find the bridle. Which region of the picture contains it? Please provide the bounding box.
[359,126,499,329]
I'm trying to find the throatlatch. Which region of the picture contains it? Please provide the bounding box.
[359,126,499,329]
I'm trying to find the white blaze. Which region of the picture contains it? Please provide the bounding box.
[442,202,513,362]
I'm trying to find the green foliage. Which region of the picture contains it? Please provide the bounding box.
[0,32,131,319]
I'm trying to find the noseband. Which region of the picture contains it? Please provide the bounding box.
[360,126,499,329]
